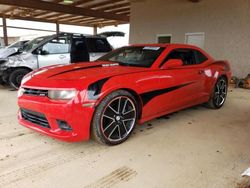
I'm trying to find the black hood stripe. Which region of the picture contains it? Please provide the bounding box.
[48,64,103,78]
[140,82,194,106]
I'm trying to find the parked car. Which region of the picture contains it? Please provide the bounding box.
[0,32,116,89]
[0,40,29,84]
[17,44,232,145]
[0,40,29,62]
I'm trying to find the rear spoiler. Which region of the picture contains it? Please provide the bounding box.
[96,31,125,37]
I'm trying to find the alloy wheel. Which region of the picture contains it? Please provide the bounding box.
[213,79,227,107]
[100,96,137,142]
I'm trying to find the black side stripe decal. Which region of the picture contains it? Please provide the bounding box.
[140,82,194,106]
[48,64,103,78]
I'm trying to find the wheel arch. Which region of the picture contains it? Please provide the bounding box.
[7,66,33,74]
[8,67,33,89]
[95,87,143,120]
[119,88,143,120]
[220,74,228,83]
[2,66,33,83]
[91,88,142,145]
[211,74,229,93]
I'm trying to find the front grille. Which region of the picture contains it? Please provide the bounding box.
[21,108,50,129]
[23,88,48,97]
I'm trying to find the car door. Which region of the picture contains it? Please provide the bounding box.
[85,37,112,61]
[37,36,70,68]
[70,36,89,63]
[156,48,208,114]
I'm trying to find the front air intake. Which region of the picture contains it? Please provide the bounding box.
[57,120,72,131]
[21,108,50,129]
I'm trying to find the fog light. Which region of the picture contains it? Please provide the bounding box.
[57,120,72,131]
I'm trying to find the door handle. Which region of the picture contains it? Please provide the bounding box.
[59,55,66,59]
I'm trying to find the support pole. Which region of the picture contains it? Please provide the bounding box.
[56,22,60,34]
[93,25,97,35]
[2,16,8,46]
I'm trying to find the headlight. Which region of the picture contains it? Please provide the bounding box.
[48,90,77,100]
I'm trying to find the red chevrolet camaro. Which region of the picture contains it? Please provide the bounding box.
[17,44,231,145]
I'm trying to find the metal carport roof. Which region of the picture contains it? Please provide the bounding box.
[0,0,130,27]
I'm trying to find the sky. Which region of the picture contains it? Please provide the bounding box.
[0,19,130,48]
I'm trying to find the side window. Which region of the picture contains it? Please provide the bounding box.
[165,49,196,65]
[86,38,112,53]
[194,50,208,64]
[41,36,70,54]
[71,37,87,52]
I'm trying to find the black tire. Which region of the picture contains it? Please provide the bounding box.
[92,90,137,145]
[9,68,30,90]
[0,77,5,85]
[206,77,228,109]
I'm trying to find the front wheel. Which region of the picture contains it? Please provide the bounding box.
[9,68,30,89]
[92,90,137,145]
[206,77,228,109]
[0,76,5,85]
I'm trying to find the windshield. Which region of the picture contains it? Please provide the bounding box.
[98,46,165,67]
[21,36,48,52]
[8,41,24,48]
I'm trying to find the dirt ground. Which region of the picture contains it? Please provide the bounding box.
[0,86,249,188]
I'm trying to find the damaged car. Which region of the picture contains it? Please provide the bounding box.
[0,40,29,84]
[0,32,123,89]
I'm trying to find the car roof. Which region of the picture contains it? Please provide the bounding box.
[131,43,200,49]
[129,43,212,60]
[58,32,106,39]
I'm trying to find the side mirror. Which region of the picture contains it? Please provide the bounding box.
[37,49,49,55]
[17,47,24,53]
[161,59,183,69]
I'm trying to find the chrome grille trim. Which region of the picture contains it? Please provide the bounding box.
[23,88,48,97]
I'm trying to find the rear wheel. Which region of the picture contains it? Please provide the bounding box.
[206,77,228,109]
[92,90,137,145]
[9,68,30,89]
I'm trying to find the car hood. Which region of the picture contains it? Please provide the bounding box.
[9,51,29,59]
[0,47,18,59]
[22,62,149,89]
[31,62,147,80]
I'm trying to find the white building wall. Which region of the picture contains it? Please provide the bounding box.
[130,0,250,77]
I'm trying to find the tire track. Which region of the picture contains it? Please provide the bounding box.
[84,166,137,188]
[0,143,106,187]
[0,131,35,141]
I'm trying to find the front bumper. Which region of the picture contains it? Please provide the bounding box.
[0,61,9,78]
[0,59,7,70]
[0,65,7,76]
[18,93,95,142]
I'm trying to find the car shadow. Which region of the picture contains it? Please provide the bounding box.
[0,84,16,91]
[132,104,206,137]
